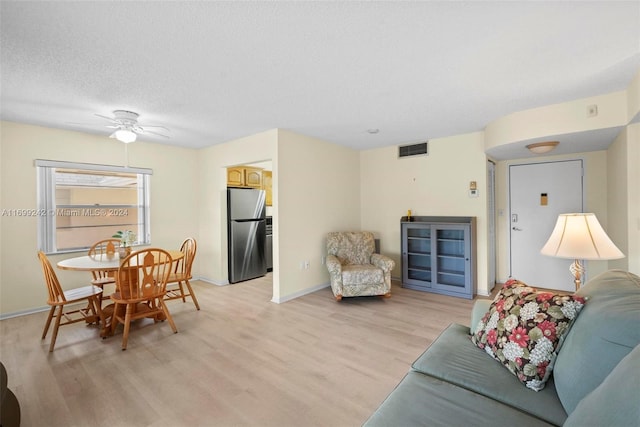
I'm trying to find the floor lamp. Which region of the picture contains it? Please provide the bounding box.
[540,213,624,291]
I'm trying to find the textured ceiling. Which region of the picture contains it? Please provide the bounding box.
[1,1,639,154]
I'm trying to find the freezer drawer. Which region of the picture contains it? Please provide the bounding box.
[228,220,266,283]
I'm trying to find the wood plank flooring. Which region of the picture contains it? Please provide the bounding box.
[0,275,481,427]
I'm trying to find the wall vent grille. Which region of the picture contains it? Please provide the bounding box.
[398,142,428,158]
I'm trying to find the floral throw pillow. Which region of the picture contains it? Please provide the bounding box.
[471,279,586,391]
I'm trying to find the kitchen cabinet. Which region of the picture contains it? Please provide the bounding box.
[262,170,272,206]
[401,216,476,299]
[227,166,263,188]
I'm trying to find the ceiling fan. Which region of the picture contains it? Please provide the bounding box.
[94,110,170,143]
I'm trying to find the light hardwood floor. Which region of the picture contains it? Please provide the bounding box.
[0,275,482,427]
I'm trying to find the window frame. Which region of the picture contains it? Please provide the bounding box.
[36,159,152,254]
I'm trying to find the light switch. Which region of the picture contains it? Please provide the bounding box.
[470,181,477,190]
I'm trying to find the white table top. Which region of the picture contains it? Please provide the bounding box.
[57,250,183,271]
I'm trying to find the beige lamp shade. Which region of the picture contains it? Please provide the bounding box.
[540,213,624,260]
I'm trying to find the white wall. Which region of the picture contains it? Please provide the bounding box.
[360,132,491,295]
[0,121,199,315]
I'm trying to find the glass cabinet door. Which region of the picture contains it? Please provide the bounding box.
[403,224,432,287]
[434,226,467,291]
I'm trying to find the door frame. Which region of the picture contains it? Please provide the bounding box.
[506,158,586,281]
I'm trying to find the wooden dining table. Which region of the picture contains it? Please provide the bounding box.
[57,249,184,337]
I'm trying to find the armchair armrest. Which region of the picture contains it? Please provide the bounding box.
[325,255,342,275]
[370,253,395,272]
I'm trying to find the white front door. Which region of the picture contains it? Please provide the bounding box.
[509,160,583,291]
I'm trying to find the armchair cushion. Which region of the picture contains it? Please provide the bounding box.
[342,264,383,286]
[327,231,374,265]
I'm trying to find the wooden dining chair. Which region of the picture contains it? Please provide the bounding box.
[87,238,121,288]
[164,237,200,310]
[37,251,103,352]
[110,248,177,350]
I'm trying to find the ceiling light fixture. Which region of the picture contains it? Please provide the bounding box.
[526,141,559,154]
[114,129,137,143]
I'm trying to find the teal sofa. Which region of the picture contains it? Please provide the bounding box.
[364,270,640,427]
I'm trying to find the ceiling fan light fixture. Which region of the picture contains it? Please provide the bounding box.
[114,129,137,143]
[526,141,559,154]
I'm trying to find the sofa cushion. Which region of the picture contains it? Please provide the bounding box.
[363,370,555,427]
[412,323,567,426]
[471,279,586,391]
[553,270,640,414]
[563,343,640,427]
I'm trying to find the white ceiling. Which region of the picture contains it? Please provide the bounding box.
[1,1,639,157]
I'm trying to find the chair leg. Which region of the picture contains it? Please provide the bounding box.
[383,292,391,298]
[159,300,178,334]
[110,303,121,336]
[184,280,200,310]
[42,306,55,340]
[121,304,133,351]
[49,306,64,352]
[178,282,187,303]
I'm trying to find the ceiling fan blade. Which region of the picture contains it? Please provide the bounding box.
[141,124,170,131]
[142,129,170,138]
[95,113,117,123]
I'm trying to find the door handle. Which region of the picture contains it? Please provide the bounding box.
[512,227,523,231]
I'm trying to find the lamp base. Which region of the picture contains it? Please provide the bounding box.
[569,259,584,291]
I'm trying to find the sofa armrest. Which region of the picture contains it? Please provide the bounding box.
[370,253,395,272]
[470,299,492,332]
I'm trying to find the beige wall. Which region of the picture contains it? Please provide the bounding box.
[627,123,640,274]
[196,128,360,303]
[485,91,628,149]
[0,121,199,315]
[275,129,360,301]
[196,129,277,286]
[608,123,640,275]
[360,132,491,295]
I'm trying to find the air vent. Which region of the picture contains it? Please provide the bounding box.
[398,142,428,158]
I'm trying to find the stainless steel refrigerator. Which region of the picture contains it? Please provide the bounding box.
[227,188,267,283]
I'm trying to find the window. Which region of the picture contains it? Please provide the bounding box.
[36,160,152,254]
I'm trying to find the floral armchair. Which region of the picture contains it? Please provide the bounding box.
[325,231,395,301]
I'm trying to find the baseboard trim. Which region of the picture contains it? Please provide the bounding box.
[195,276,229,286]
[271,282,330,304]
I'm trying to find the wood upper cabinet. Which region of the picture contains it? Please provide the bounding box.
[262,170,272,206]
[227,166,263,188]
[244,167,263,188]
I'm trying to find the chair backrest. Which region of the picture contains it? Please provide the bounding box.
[37,251,65,304]
[88,239,121,280]
[88,238,121,256]
[117,249,173,301]
[174,237,197,277]
[326,232,375,265]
